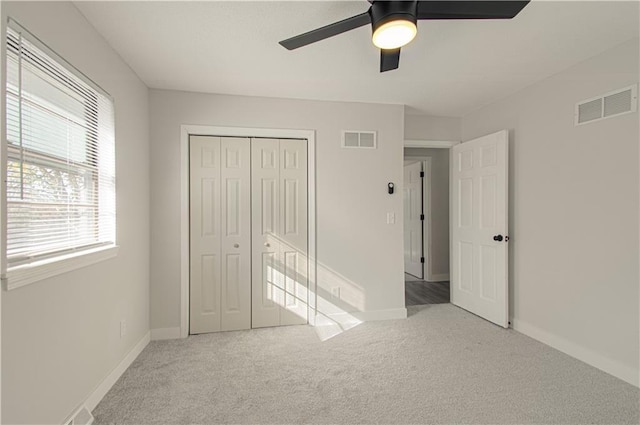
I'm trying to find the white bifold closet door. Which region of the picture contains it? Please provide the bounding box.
[189,136,251,333]
[251,138,308,328]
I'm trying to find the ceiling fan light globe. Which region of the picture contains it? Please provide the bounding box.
[372,19,417,49]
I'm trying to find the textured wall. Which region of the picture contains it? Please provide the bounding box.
[461,38,640,386]
[1,2,150,423]
[149,90,406,330]
[404,114,461,141]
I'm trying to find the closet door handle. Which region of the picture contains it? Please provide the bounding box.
[233,243,240,248]
[264,243,270,247]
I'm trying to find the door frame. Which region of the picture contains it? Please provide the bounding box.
[403,140,459,283]
[405,140,460,149]
[180,125,317,338]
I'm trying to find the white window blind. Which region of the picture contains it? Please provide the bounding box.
[5,21,115,267]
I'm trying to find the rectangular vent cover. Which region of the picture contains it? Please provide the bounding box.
[575,84,637,125]
[342,130,377,149]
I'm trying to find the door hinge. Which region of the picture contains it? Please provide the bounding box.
[420,257,425,263]
[420,214,425,221]
[420,171,424,177]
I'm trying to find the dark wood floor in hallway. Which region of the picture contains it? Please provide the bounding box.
[405,273,450,305]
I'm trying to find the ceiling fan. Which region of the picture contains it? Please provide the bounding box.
[279,1,530,72]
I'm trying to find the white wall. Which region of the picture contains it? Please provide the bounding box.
[149,90,405,330]
[404,114,461,141]
[461,38,640,386]
[1,2,150,423]
[404,148,450,279]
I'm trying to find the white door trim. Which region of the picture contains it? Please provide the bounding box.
[180,125,317,338]
[404,139,460,148]
[421,158,435,281]
[404,140,456,281]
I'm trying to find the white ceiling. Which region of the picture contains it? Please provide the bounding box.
[75,1,639,117]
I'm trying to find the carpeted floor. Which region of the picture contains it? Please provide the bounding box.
[94,304,640,424]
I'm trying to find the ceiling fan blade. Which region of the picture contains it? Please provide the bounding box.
[279,12,371,50]
[417,1,530,20]
[380,48,400,72]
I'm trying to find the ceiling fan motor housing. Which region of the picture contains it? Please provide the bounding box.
[370,0,418,34]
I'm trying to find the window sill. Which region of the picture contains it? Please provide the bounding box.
[2,245,119,291]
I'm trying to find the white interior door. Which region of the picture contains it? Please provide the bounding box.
[252,138,308,328]
[190,136,251,333]
[450,130,509,328]
[404,161,423,278]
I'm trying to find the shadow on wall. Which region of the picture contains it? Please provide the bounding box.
[262,233,366,341]
[314,264,366,341]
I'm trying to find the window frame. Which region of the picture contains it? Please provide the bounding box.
[1,19,117,290]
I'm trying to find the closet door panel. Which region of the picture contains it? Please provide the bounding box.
[194,136,308,331]
[251,139,281,328]
[220,137,252,331]
[279,139,308,326]
[189,136,222,334]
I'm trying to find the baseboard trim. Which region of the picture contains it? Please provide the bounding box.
[352,308,407,322]
[512,319,639,388]
[85,331,151,411]
[427,273,450,282]
[151,326,182,340]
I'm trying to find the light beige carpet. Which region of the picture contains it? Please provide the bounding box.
[94,304,640,424]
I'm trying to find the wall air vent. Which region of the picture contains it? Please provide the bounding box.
[342,130,377,149]
[575,84,637,126]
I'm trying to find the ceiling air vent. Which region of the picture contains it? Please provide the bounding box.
[575,84,637,126]
[342,130,377,149]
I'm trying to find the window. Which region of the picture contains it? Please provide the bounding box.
[4,20,115,283]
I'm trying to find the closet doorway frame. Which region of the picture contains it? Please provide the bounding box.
[179,125,317,338]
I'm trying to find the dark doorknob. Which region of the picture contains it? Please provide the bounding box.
[493,235,504,242]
